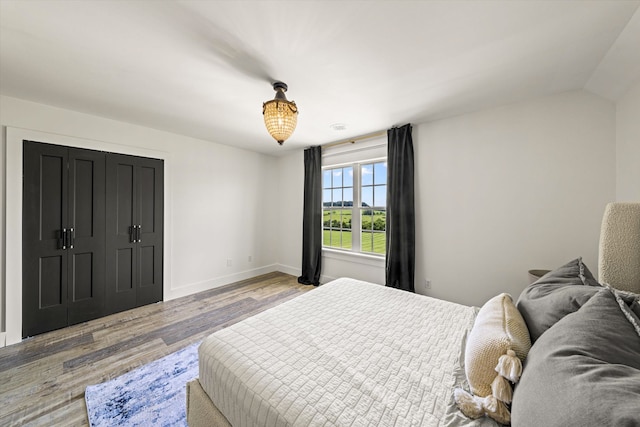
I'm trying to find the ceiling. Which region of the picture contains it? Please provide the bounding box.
[1,1,639,156]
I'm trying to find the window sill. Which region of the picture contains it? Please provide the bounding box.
[322,247,385,267]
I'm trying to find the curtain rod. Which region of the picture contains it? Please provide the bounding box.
[322,130,387,149]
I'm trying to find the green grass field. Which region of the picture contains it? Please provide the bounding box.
[361,231,386,254]
[322,209,386,254]
[323,229,386,254]
[323,210,386,229]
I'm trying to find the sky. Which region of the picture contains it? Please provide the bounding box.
[323,161,387,207]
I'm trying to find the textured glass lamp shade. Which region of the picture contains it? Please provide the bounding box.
[263,82,298,145]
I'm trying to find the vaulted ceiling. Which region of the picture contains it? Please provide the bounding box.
[1,1,639,155]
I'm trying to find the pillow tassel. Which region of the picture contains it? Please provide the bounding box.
[491,374,513,403]
[495,349,522,383]
[454,388,485,419]
[485,396,511,425]
[454,388,511,425]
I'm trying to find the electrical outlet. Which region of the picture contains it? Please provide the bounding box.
[248,255,252,262]
[226,259,232,267]
[424,279,432,290]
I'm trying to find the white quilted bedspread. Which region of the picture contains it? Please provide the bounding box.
[199,278,488,427]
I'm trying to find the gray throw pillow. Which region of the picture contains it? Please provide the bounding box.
[511,289,640,427]
[516,258,601,343]
[614,289,640,320]
[631,299,640,319]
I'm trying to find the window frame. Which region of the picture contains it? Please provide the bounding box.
[322,157,387,257]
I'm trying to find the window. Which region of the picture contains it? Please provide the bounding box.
[360,161,387,254]
[323,160,387,255]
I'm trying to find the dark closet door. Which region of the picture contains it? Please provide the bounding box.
[106,154,163,314]
[66,148,106,325]
[136,156,164,306]
[105,155,137,313]
[22,141,106,337]
[23,142,69,337]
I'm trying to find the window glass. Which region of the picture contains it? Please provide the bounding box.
[323,161,386,256]
[374,162,386,185]
[323,170,331,188]
[374,185,386,207]
[361,164,373,186]
[323,189,331,204]
[332,169,342,188]
[361,186,373,207]
[332,188,342,207]
[360,161,387,255]
[343,166,353,187]
[343,188,353,205]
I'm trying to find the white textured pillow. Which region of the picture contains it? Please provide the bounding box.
[465,293,531,397]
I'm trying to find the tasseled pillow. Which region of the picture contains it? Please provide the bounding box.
[454,293,531,425]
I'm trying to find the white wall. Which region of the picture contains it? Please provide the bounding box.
[615,79,640,201]
[277,90,616,307]
[415,90,615,306]
[1,95,278,345]
[275,150,304,276]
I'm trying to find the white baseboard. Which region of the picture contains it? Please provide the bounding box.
[165,264,281,301]
[0,332,6,348]
[274,263,299,277]
[319,274,337,285]
[275,264,336,285]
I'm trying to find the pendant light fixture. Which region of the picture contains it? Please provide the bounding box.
[263,81,298,145]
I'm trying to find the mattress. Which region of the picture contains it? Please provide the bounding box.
[199,277,495,427]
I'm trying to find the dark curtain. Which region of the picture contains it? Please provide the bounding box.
[386,124,415,292]
[298,145,323,286]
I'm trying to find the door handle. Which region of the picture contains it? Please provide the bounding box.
[60,228,74,249]
[130,225,142,243]
[60,228,67,250]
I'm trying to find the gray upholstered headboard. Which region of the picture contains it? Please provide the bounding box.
[598,202,640,294]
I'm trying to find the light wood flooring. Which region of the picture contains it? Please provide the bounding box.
[0,272,313,426]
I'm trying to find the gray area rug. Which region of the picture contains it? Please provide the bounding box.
[85,342,200,427]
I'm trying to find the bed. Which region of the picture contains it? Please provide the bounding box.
[186,202,640,426]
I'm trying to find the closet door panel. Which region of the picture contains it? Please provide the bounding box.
[139,165,156,233]
[67,148,106,325]
[106,154,138,314]
[22,141,69,337]
[136,158,163,306]
[72,159,95,237]
[41,155,65,241]
[117,164,135,236]
[71,252,93,300]
[40,256,64,308]
[140,245,155,287]
[116,248,135,292]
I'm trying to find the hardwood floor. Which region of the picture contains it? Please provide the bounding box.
[0,272,313,426]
